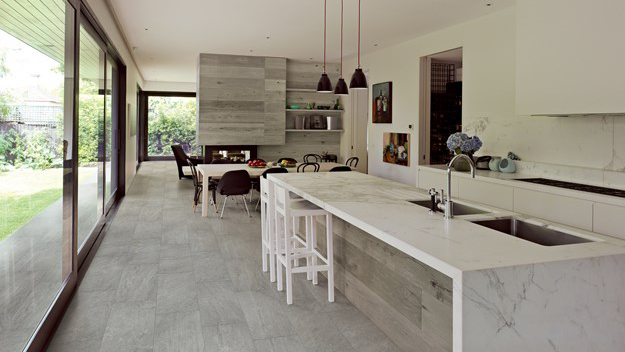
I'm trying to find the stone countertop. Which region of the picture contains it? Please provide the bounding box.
[268,171,625,278]
[419,164,625,207]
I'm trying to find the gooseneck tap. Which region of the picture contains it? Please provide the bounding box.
[443,154,476,219]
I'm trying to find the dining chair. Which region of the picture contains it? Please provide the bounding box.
[278,157,298,164]
[254,167,288,209]
[172,145,201,179]
[329,166,352,172]
[346,157,359,168]
[303,154,322,163]
[216,170,252,219]
[187,158,217,213]
[297,162,320,173]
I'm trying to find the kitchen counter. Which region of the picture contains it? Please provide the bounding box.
[269,171,625,277]
[268,171,625,352]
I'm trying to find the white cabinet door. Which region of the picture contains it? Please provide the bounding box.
[516,0,625,115]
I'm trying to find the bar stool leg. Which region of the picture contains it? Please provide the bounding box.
[326,213,334,302]
[276,213,284,292]
[268,202,276,283]
[261,200,268,273]
[285,215,293,305]
[312,215,318,285]
[305,216,312,281]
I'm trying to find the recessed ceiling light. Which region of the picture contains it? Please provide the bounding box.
[486,3,493,6]
[266,36,271,39]
[144,28,148,31]
[250,50,254,52]
[374,44,378,47]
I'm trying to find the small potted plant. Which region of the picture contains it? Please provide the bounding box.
[446,132,482,171]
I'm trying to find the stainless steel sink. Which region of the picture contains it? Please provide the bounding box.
[408,200,490,216]
[470,217,593,246]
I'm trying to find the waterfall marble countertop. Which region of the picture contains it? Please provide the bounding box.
[268,171,625,278]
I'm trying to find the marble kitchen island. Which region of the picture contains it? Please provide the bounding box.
[268,171,625,352]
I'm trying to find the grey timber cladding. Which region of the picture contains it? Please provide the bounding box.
[196,54,286,145]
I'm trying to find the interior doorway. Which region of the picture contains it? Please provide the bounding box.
[419,48,463,165]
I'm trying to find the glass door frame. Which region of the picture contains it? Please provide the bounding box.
[21,0,128,350]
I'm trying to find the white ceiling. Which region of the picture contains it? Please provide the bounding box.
[109,0,515,83]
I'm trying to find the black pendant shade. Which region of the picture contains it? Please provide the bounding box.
[350,0,368,90]
[350,68,367,89]
[334,78,348,95]
[317,73,333,93]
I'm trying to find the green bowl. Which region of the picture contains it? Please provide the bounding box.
[289,105,301,109]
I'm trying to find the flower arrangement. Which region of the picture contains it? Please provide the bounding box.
[446,132,482,157]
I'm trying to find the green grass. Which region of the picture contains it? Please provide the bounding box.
[0,188,62,241]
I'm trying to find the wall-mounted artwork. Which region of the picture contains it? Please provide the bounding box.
[372,81,392,123]
[383,132,410,166]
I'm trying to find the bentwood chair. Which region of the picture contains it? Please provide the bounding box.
[303,154,322,163]
[216,170,252,219]
[297,162,320,173]
[188,158,217,213]
[172,145,201,179]
[346,157,359,168]
[329,166,352,172]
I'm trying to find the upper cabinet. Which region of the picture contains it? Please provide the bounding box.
[516,0,625,115]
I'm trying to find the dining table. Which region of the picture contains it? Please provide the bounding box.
[196,162,349,217]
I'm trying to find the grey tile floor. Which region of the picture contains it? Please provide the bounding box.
[47,161,400,352]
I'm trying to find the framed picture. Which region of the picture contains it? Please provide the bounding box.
[372,81,392,123]
[383,132,410,166]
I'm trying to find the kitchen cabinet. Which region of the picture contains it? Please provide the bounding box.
[516,0,625,115]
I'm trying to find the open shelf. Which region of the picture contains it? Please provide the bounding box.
[286,88,337,93]
[286,129,343,132]
[286,109,343,113]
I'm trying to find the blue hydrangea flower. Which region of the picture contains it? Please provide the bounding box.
[446,132,469,151]
[462,136,482,153]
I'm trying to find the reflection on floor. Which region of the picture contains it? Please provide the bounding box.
[0,171,98,352]
[47,161,400,352]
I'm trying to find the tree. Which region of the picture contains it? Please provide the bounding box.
[147,97,199,156]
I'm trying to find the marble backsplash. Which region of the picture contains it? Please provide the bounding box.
[463,114,625,189]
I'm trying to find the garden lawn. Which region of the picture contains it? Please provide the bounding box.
[0,188,62,241]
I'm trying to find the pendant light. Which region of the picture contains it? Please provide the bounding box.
[334,0,349,95]
[350,0,368,89]
[317,0,333,93]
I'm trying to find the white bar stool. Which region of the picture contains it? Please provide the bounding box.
[260,177,277,282]
[273,182,334,305]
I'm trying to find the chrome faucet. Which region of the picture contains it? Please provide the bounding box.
[441,154,476,219]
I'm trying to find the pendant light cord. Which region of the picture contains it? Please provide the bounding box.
[340,0,343,78]
[358,0,361,68]
[323,0,327,74]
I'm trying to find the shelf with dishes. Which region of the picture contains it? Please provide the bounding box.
[286,109,343,113]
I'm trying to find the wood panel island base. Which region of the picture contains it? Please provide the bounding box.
[268,172,625,352]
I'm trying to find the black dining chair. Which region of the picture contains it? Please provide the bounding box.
[172,145,201,179]
[187,158,217,213]
[297,162,320,173]
[330,166,352,172]
[346,157,359,168]
[216,170,252,219]
[303,154,322,163]
[278,157,298,164]
[253,167,288,209]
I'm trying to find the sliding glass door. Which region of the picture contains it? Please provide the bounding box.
[0,1,74,351]
[0,0,124,350]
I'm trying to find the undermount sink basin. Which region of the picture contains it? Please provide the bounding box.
[408,200,490,216]
[470,217,594,246]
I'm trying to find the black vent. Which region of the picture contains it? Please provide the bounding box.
[515,178,625,198]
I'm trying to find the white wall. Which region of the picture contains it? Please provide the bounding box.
[351,6,625,186]
[86,0,144,192]
[143,80,196,92]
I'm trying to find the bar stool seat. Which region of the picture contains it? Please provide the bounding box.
[272,182,334,305]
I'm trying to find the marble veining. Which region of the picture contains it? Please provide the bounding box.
[461,255,625,352]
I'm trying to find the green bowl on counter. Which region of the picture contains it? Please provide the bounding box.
[289,105,301,109]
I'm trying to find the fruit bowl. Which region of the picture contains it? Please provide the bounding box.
[249,165,267,168]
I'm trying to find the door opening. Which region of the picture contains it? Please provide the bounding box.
[419,48,463,165]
